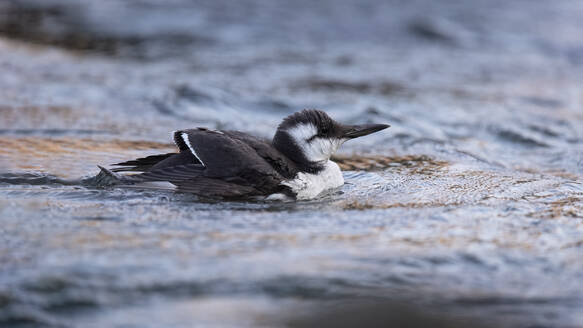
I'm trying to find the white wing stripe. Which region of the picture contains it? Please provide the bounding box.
[181,132,206,167]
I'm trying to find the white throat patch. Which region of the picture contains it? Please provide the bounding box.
[286,123,345,162]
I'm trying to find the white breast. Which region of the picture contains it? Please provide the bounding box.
[280,160,344,200]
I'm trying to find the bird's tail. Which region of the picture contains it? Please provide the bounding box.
[85,165,136,187]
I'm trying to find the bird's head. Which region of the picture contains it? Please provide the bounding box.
[272,109,390,172]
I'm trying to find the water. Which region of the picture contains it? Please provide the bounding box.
[1,0,583,327]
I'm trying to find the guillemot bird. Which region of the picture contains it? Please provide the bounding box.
[102,109,389,200]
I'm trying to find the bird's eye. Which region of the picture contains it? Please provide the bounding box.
[320,127,328,135]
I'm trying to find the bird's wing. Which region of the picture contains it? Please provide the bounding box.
[171,128,282,178]
[223,131,298,179]
[111,153,177,172]
[110,128,215,172]
[133,164,206,182]
[126,129,288,196]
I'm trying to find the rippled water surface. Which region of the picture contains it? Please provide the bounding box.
[1,0,583,327]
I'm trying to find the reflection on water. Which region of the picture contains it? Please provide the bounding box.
[1,0,583,327]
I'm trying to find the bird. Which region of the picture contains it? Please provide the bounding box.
[100,109,390,200]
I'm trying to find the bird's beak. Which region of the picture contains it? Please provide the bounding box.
[341,123,390,139]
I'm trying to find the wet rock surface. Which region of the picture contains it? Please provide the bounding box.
[1,0,583,327]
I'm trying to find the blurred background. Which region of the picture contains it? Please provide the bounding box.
[0,0,582,327]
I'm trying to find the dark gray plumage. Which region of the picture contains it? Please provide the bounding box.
[108,109,390,199]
